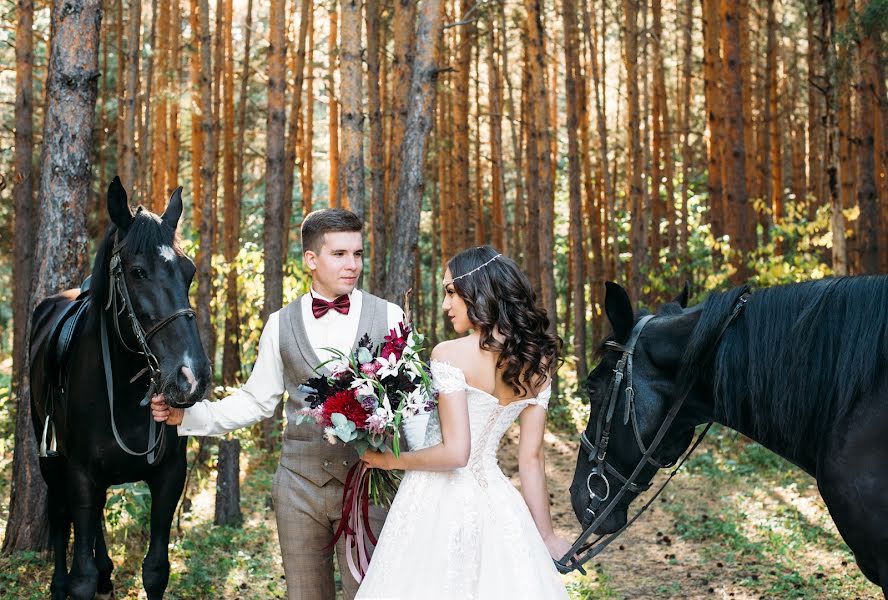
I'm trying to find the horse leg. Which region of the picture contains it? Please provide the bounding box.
[66,468,102,600]
[40,456,71,600]
[94,514,115,600]
[142,462,186,600]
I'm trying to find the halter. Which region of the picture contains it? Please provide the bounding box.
[101,231,196,465]
[556,289,750,575]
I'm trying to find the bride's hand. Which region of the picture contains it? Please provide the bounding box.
[361,449,394,470]
[543,533,574,561]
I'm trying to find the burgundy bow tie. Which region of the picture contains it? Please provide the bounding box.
[312,294,351,318]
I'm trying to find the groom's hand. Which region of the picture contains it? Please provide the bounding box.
[150,394,185,426]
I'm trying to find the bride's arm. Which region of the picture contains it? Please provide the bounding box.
[361,387,471,471]
[518,406,573,559]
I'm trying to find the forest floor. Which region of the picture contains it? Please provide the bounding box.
[0,421,880,599]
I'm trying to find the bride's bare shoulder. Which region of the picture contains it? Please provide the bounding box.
[431,337,481,369]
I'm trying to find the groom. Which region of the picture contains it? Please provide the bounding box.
[150,208,404,600]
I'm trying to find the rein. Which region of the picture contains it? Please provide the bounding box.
[101,231,196,465]
[556,289,750,575]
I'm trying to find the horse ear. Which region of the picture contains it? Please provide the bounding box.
[604,281,635,342]
[161,187,184,230]
[673,281,690,308]
[107,176,134,231]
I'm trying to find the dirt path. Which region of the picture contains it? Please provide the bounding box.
[497,425,879,600]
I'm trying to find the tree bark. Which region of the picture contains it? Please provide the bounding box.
[524,0,556,331]
[387,0,417,241]
[328,0,340,208]
[367,0,386,293]
[384,0,444,304]
[703,0,725,244]
[6,0,37,554]
[822,0,847,274]
[214,438,242,526]
[196,0,217,362]
[302,5,315,214]
[500,1,524,261]
[855,0,879,274]
[4,0,102,554]
[453,0,474,250]
[189,0,204,234]
[167,0,181,193]
[562,0,586,381]
[121,0,141,197]
[720,0,751,281]
[807,1,824,216]
[284,0,312,249]
[340,0,365,219]
[624,0,645,299]
[679,0,693,267]
[151,0,170,211]
[836,0,857,272]
[486,17,505,252]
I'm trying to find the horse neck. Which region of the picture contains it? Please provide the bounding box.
[98,307,155,411]
[695,380,819,476]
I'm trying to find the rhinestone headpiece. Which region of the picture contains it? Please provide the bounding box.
[444,253,502,285]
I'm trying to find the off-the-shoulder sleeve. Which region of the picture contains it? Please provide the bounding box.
[430,360,468,394]
[532,385,552,410]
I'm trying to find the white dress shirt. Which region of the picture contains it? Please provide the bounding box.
[178,288,405,437]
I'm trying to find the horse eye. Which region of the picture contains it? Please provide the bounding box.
[130,267,148,280]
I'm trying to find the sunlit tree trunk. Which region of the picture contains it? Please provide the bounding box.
[340,0,365,219]
[367,0,386,293]
[703,0,725,243]
[302,7,315,214]
[388,0,417,241]
[822,0,847,274]
[679,0,693,267]
[328,0,340,208]
[189,0,204,233]
[151,0,170,211]
[486,19,505,252]
[284,0,312,245]
[501,2,524,261]
[624,0,645,299]
[807,1,824,217]
[836,0,857,272]
[453,0,474,250]
[855,0,879,274]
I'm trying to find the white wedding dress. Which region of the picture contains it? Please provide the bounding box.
[356,360,569,600]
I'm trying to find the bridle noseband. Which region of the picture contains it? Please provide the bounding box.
[556,289,750,575]
[101,231,196,465]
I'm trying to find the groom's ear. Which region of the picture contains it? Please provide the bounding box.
[304,250,318,271]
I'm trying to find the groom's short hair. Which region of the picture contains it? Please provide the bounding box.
[301,208,363,253]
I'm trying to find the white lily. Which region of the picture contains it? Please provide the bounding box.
[350,378,375,398]
[375,353,400,379]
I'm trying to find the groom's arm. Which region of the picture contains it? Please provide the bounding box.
[154,312,286,437]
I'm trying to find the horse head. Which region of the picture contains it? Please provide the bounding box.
[101,176,211,408]
[569,281,702,534]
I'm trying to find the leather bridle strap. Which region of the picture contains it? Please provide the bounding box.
[556,289,750,575]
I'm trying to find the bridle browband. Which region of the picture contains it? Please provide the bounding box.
[101,230,196,465]
[556,288,750,575]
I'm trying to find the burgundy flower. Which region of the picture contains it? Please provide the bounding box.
[380,322,410,361]
[321,389,368,430]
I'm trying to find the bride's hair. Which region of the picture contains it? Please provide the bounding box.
[446,246,562,396]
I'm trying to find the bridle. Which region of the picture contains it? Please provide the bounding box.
[556,289,750,575]
[100,230,196,465]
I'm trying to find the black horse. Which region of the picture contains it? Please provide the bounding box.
[569,279,888,596]
[29,178,211,600]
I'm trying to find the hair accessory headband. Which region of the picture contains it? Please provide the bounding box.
[445,253,502,284]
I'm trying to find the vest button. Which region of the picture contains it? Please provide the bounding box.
[323,460,331,467]
[342,460,348,466]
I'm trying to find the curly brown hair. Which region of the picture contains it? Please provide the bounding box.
[447,246,562,396]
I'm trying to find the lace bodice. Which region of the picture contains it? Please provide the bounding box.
[419,360,550,485]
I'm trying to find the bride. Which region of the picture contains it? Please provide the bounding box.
[357,246,571,599]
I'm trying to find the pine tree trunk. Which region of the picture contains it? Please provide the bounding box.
[151,0,170,211]
[525,0,556,334]
[855,0,879,274]
[303,7,315,214]
[767,2,782,232]
[453,0,474,250]
[384,0,444,304]
[625,0,645,299]
[340,0,365,219]
[500,2,524,261]
[703,0,725,244]
[807,1,824,216]
[367,0,386,293]
[822,0,847,274]
[388,0,417,241]
[836,0,857,272]
[142,0,158,206]
[720,0,751,280]
[789,37,808,205]
[486,18,506,252]
[679,0,693,267]
[196,0,217,362]
[167,0,181,193]
[189,0,204,234]
[284,0,312,240]
[121,0,141,196]
[4,0,102,553]
[562,0,586,381]
[328,0,340,208]
[7,0,37,555]
[214,438,242,526]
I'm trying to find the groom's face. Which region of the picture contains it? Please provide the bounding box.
[304,230,364,298]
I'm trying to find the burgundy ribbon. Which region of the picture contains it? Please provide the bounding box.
[331,462,381,583]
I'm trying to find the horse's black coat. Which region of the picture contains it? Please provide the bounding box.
[570,279,888,597]
[30,178,211,600]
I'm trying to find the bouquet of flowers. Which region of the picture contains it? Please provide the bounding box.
[295,321,435,580]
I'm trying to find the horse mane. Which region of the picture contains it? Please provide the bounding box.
[89,208,183,320]
[680,277,888,454]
